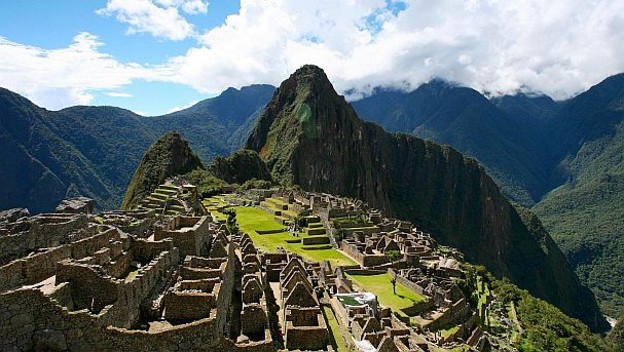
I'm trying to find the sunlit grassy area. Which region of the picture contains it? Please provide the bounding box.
[322,305,349,351]
[347,273,426,315]
[233,206,356,267]
[203,196,228,221]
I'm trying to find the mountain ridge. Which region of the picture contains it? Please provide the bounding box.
[0,84,274,213]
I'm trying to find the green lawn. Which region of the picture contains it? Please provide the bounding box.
[233,206,355,267]
[322,305,349,351]
[347,273,426,316]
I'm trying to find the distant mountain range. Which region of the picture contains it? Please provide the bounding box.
[1,69,623,320]
[352,73,624,319]
[0,84,273,213]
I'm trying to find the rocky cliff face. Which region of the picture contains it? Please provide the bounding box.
[121,131,203,209]
[246,65,608,331]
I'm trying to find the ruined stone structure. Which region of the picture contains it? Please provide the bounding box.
[1,187,494,351]
[278,258,329,351]
[0,205,257,351]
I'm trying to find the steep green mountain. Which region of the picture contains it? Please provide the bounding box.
[121,131,203,209]
[352,83,550,206]
[352,74,624,318]
[246,65,608,332]
[533,73,624,318]
[0,84,274,213]
[208,149,272,185]
[0,88,120,213]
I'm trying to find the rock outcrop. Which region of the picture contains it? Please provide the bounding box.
[245,65,608,331]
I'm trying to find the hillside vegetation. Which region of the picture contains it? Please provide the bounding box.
[353,73,624,319]
[0,85,273,213]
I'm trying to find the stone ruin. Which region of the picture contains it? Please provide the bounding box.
[0,188,497,351]
[0,206,262,351]
[55,197,94,214]
[279,258,329,351]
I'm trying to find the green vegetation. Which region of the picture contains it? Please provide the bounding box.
[608,319,624,352]
[457,264,613,351]
[223,208,239,235]
[202,197,228,222]
[121,131,203,209]
[182,168,228,197]
[347,273,426,316]
[440,324,460,338]
[322,305,349,351]
[534,174,624,318]
[493,279,611,352]
[208,149,273,185]
[232,206,355,267]
[385,250,402,262]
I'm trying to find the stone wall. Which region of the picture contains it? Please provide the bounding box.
[0,228,123,292]
[0,214,91,265]
[340,242,390,267]
[154,216,211,260]
[387,268,427,297]
[284,323,329,351]
[301,236,330,245]
[163,292,215,320]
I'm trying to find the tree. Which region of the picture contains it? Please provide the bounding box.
[391,272,397,295]
[223,208,239,235]
[386,250,401,262]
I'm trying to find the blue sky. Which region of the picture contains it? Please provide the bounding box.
[0,0,241,115]
[0,0,623,115]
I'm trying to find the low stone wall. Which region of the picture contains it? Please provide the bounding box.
[388,268,428,297]
[301,236,330,245]
[0,214,91,265]
[256,229,285,235]
[400,301,435,316]
[163,291,215,320]
[344,269,386,276]
[285,324,329,351]
[425,298,471,332]
[0,284,229,351]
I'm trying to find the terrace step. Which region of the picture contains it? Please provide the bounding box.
[305,227,326,236]
[302,235,330,245]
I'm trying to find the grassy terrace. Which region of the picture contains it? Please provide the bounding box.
[233,206,355,267]
[203,196,227,221]
[322,306,349,351]
[347,273,426,317]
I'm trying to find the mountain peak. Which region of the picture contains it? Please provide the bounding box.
[121,131,203,209]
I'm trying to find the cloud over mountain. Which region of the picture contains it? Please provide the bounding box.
[1,0,624,110]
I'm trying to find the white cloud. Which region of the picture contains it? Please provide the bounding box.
[2,0,624,114]
[155,0,209,14]
[97,0,199,40]
[105,91,134,98]
[158,0,624,100]
[166,99,199,113]
[0,32,150,109]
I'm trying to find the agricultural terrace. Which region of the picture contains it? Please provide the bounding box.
[232,206,356,267]
[202,196,227,221]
